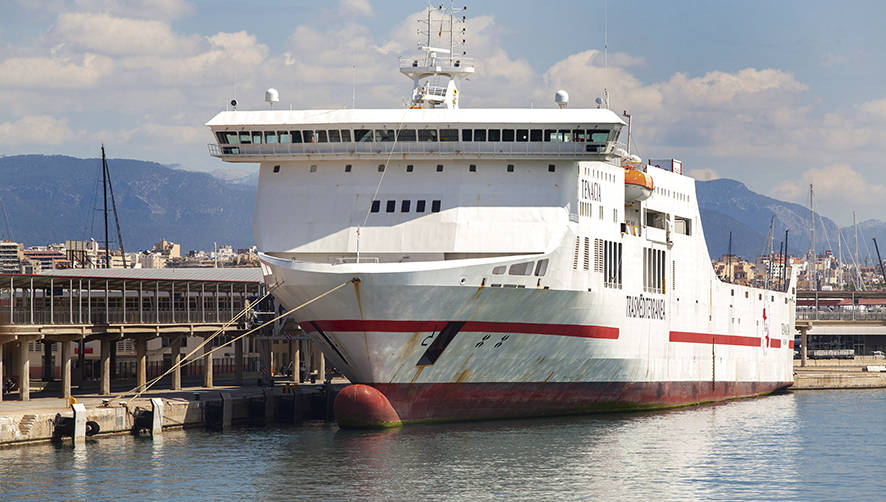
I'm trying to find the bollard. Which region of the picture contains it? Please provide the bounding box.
[72,403,87,444]
[150,398,164,436]
[263,388,276,422]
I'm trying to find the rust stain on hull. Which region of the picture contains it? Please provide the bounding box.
[455,369,471,383]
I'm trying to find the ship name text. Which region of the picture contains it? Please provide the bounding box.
[626,294,666,320]
[581,179,602,202]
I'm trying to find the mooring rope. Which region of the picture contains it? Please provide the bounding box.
[123,280,351,402]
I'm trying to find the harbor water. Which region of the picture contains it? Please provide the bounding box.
[2,389,885,501]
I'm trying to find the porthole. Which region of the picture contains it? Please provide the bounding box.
[272,165,280,173]
[310,165,317,173]
[436,164,444,172]
[406,164,414,173]
[416,200,426,212]
[431,200,441,212]
[469,164,477,172]
[344,164,352,172]
[548,164,555,172]
[386,200,395,213]
[401,200,411,212]
[370,200,380,213]
[378,164,385,172]
[507,164,514,172]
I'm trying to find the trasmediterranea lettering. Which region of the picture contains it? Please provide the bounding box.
[625,294,666,320]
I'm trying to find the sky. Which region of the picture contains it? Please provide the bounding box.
[3,0,886,225]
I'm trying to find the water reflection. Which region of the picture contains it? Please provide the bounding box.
[4,392,886,501]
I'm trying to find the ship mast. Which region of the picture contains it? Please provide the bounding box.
[400,3,475,109]
[810,183,816,290]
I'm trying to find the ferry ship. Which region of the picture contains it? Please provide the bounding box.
[206,6,796,427]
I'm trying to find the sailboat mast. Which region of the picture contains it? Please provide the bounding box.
[854,211,859,288]
[102,145,110,269]
[810,184,815,289]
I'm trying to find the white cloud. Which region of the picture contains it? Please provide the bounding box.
[339,0,372,17]
[0,115,76,146]
[0,53,112,88]
[770,164,886,206]
[858,98,886,120]
[689,168,720,181]
[73,0,194,20]
[55,12,201,56]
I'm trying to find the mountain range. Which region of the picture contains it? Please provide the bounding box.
[0,154,880,260]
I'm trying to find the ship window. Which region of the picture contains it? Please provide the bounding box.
[572,130,586,142]
[418,129,438,141]
[492,266,506,275]
[558,130,572,142]
[473,129,487,141]
[501,129,515,142]
[534,259,549,276]
[370,200,380,213]
[252,131,263,144]
[643,248,666,293]
[645,209,667,230]
[548,164,555,172]
[530,129,543,141]
[265,131,277,144]
[675,216,692,235]
[340,130,352,142]
[462,129,473,141]
[543,129,555,142]
[507,164,514,172]
[354,129,373,142]
[238,132,251,144]
[328,130,341,142]
[216,132,229,144]
[401,200,411,212]
[279,131,291,144]
[584,237,590,270]
[603,240,623,288]
[431,200,441,212]
[509,262,533,275]
[272,165,280,173]
[406,164,414,172]
[590,131,610,143]
[375,129,395,142]
[488,129,501,141]
[386,200,395,213]
[378,164,385,172]
[345,164,352,172]
[436,164,443,172]
[439,129,459,141]
[290,130,302,143]
[516,129,529,142]
[416,200,426,212]
[224,132,239,144]
[301,130,314,143]
[397,129,416,141]
[469,164,477,172]
[310,165,317,172]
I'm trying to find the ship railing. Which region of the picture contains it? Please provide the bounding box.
[209,141,608,158]
[796,309,886,321]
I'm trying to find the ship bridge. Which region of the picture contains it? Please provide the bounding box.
[206,108,625,162]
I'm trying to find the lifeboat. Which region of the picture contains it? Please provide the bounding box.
[624,167,654,202]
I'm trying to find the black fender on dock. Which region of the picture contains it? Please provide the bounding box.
[52,413,100,442]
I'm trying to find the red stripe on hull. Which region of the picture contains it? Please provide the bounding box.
[669,331,761,347]
[334,380,792,427]
[789,340,795,349]
[769,338,781,348]
[309,320,618,339]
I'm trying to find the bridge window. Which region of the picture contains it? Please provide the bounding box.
[509,262,533,275]
[328,130,341,142]
[290,130,302,143]
[488,129,501,141]
[530,129,543,141]
[375,129,395,142]
[386,200,395,213]
[354,129,372,142]
[216,132,229,144]
[473,129,487,141]
[590,130,610,143]
[534,259,549,276]
[370,200,380,212]
[239,132,251,144]
[279,131,291,144]
[462,129,473,141]
[265,131,277,144]
[301,130,314,143]
[397,129,416,141]
[340,130,352,142]
[492,266,506,275]
[416,200,426,212]
[516,129,529,142]
[431,200,441,212]
[252,131,263,144]
[502,129,515,142]
[418,129,438,141]
[401,200,411,212]
[316,130,328,142]
[439,129,458,141]
[572,130,586,142]
[543,129,555,142]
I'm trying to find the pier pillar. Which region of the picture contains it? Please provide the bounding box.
[0,342,4,402]
[203,337,213,388]
[800,327,808,367]
[135,337,147,392]
[290,338,300,383]
[42,341,53,381]
[99,338,111,396]
[170,334,182,391]
[18,340,29,401]
[260,337,272,386]
[61,339,73,399]
[234,336,243,385]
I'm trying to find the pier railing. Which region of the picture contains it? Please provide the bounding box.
[796,309,886,321]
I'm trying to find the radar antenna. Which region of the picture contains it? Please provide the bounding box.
[400,2,475,109]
